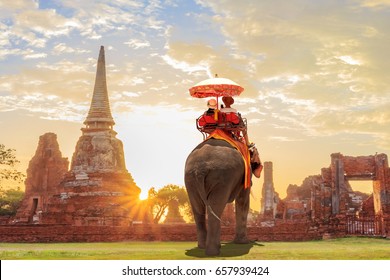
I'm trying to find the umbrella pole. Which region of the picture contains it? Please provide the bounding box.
[214,96,219,121]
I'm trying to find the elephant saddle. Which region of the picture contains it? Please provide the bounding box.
[206,129,252,188]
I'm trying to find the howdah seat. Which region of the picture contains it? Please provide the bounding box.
[196,111,247,139]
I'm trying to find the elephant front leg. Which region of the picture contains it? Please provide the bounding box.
[234,188,251,244]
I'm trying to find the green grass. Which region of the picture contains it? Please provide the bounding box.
[1,237,389,260]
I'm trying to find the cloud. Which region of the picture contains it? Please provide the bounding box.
[268,136,303,142]
[360,0,390,8]
[0,22,10,48]
[58,1,164,40]
[0,0,38,14]
[1,0,168,61]
[0,2,82,62]
[23,51,47,59]
[124,39,151,50]
[173,1,390,146]
[14,9,79,38]
[0,91,88,123]
[0,58,96,111]
[52,43,90,55]
[161,54,210,74]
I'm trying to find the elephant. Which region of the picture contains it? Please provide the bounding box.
[184,137,258,256]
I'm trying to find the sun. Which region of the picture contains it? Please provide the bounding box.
[139,190,149,200]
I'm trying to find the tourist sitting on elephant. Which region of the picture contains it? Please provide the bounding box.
[197,99,220,132]
[220,96,262,177]
[198,99,217,125]
[220,96,253,148]
[220,96,237,113]
[198,97,242,133]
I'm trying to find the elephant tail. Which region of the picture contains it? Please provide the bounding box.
[207,205,221,223]
[207,205,229,226]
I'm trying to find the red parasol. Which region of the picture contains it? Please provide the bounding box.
[189,76,244,98]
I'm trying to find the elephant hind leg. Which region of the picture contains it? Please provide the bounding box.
[205,201,227,256]
[206,215,221,256]
[186,185,207,249]
[234,187,251,244]
[193,212,207,249]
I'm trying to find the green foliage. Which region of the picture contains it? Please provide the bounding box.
[0,144,26,216]
[0,144,25,186]
[147,184,192,224]
[0,187,24,216]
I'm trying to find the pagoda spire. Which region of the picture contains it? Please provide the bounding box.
[84,46,115,130]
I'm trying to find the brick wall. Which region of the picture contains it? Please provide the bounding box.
[342,155,376,175]
[0,222,322,243]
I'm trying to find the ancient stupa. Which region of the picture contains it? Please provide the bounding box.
[15,46,144,226]
[71,45,126,177]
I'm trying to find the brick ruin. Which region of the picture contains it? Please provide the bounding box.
[260,162,278,219]
[14,46,149,226]
[259,153,390,237]
[164,199,186,224]
[13,133,69,224]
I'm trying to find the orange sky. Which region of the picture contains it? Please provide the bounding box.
[1,1,390,211]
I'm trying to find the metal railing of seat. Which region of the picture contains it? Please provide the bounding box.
[345,214,383,236]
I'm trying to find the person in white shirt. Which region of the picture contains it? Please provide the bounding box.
[220,96,253,148]
[220,96,237,113]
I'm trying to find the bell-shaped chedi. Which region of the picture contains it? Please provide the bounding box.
[71,46,126,176]
[51,46,143,226]
[14,133,69,223]
[164,199,186,224]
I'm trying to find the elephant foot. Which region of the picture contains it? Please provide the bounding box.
[205,246,220,256]
[197,235,206,249]
[197,242,206,249]
[233,237,251,244]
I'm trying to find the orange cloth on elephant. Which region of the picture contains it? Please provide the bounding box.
[206,129,252,189]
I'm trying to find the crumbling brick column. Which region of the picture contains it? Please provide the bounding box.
[373,154,390,237]
[374,154,390,216]
[331,153,344,215]
[260,161,275,219]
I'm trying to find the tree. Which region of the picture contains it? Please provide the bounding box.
[0,144,24,185]
[147,184,192,224]
[0,188,24,216]
[0,144,25,216]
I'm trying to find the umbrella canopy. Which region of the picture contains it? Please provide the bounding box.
[189,77,244,98]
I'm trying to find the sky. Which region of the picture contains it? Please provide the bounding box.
[1,0,390,211]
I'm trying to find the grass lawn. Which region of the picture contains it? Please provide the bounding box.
[1,237,389,260]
